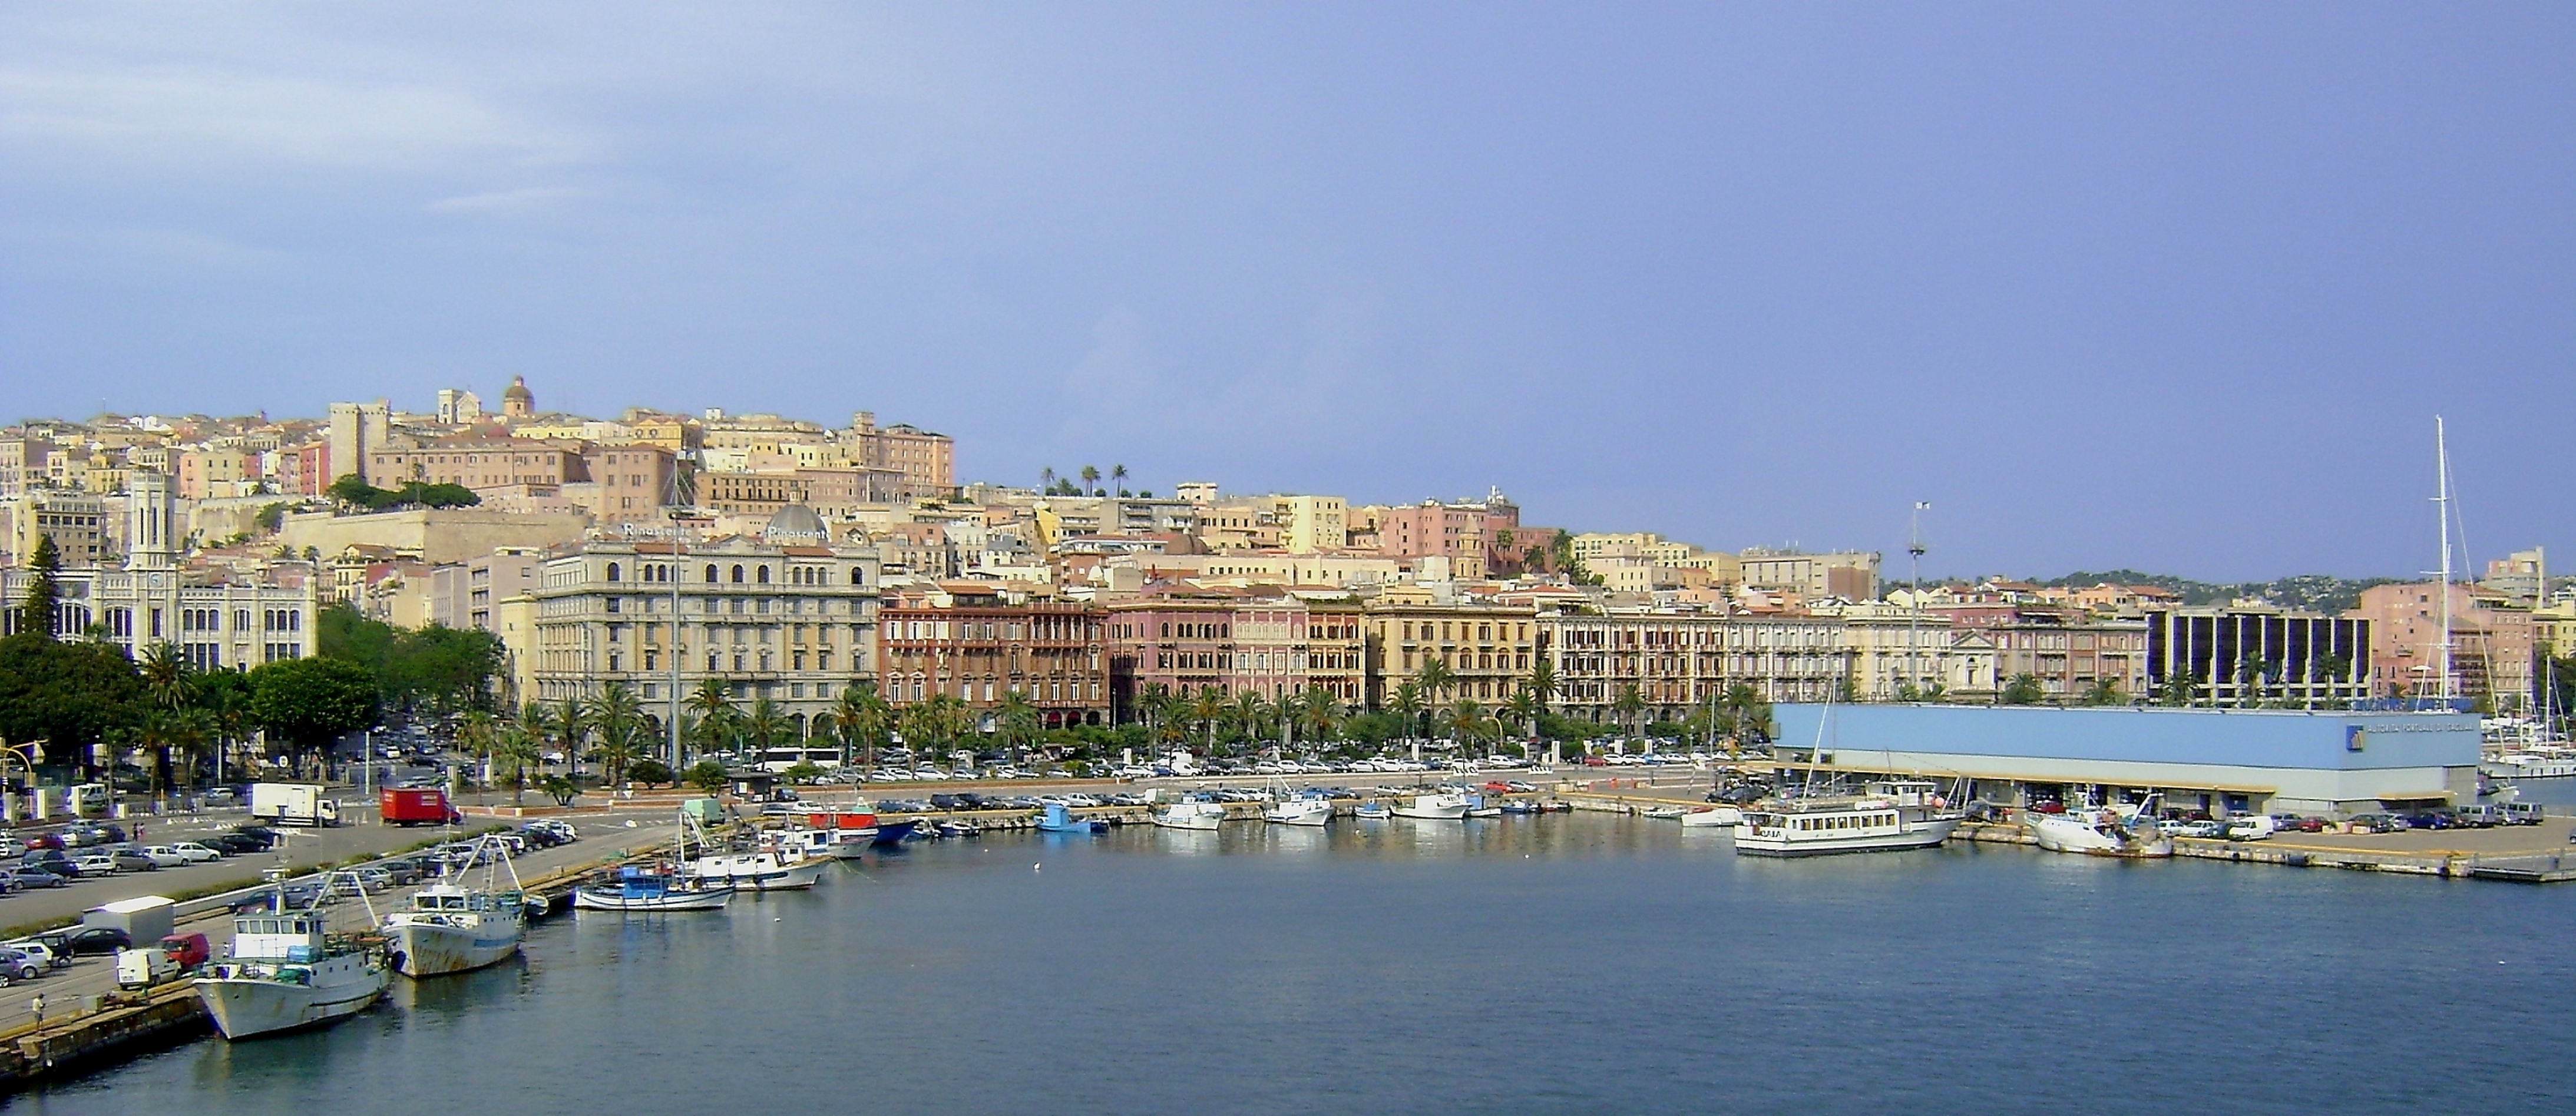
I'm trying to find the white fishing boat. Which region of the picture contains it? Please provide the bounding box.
[1392,792,1470,820]
[1153,801,1229,830]
[1262,797,1334,826]
[797,810,883,857]
[686,848,831,891]
[2026,796,2174,859]
[1732,780,1963,857]
[382,836,530,978]
[573,866,736,912]
[1678,805,1743,827]
[1353,802,1392,820]
[197,880,392,1039]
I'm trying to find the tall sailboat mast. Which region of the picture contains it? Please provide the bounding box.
[2434,416,2454,704]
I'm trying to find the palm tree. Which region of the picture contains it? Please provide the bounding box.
[457,709,498,793]
[591,713,646,789]
[1139,683,1185,744]
[491,725,541,807]
[994,690,1042,758]
[899,693,973,755]
[1298,685,1342,746]
[1274,689,1305,753]
[1188,686,1228,753]
[1229,690,1268,754]
[1040,466,1056,492]
[1414,656,1456,709]
[1387,680,1426,741]
[1080,465,1102,495]
[1110,463,1129,496]
[137,643,192,796]
[1503,684,1544,747]
[829,682,893,768]
[1440,698,1496,757]
[1612,683,1648,747]
[685,678,739,761]
[743,697,791,755]
[1526,659,1558,717]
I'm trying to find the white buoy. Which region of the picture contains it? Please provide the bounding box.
[1033,863,1042,872]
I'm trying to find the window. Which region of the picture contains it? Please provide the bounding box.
[757,565,771,584]
[606,562,621,582]
[705,564,719,582]
[732,564,746,584]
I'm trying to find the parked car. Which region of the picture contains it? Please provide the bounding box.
[2177,820,2226,839]
[2453,804,2504,828]
[2347,813,2406,833]
[3,939,67,970]
[2499,803,2548,826]
[74,853,120,876]
[62,927,132,956]
[108,849,158,872]
[0,948,43,983]
[21,833,63,852]
[2403,811,2458,830]
[6,866,63,889]
[206,834,267,855]
[160,932,211,970]
[137,846,189,869]
[168,842,225,863]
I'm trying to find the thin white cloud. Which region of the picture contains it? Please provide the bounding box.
[428,186,593,214]
[0,64,588,171]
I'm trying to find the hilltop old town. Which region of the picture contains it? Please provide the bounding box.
[1,379,2569,780]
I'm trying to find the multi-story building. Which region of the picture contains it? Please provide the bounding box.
[1365,502,1490,579]
[875,583,1106,729]
[1541,612,1854,724]
[2,489,111,568]
[2144,606,2372,706]
[1103,592,1366,717]
[424,548,544,632]
[326,400,391,484]
[1737,548,1880,601]
[2346,581,2536,710]
[1360,601,1539,706]
[577,444,677,522]
[365,439,585,492]
[844,412,955,499]
[521,515,884,734]
[2481,548,2547,604]
[1985,618,2152,702]
[176,445,257,499]
[0,438,52,499]
[0,474,319,669]
[1269,495,1348,554]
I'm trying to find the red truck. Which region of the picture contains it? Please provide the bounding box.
[379,788,461,826]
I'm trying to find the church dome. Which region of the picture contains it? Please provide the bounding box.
[762,503,829,546]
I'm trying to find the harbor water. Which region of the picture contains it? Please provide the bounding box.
[18,814,2574,1114]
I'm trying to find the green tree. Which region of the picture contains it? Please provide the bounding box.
[828,682,892,768]
[587,681,645,785]
[1188,686,1228,753]
[1414,657,1456,709]
[1611,683,1649,744]
[2081,678,2125,706]
[994,690,1042,756]
[12,535,61,640]
[491,725,541,806]
[538,773,579,806]
[1503,684,1544,741]
[255,502,289,535]
[1386,680,1426,740]
[898,693,971,753]
[742,697,791,753]
[685,678,740,760]
[781,761,823,784]
[193,667,256,786]
[685,758,730,792]
[627,757,674,787]
[247,655,379,779]
[1080,465,1101,495]
[2157,670,2204,708]
[1110,463,1129,496]
[2000,673,2046,706]
[1298,685,1342,746]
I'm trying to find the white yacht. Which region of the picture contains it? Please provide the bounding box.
[1262,797,1334,826]
[1732,780,1963,857]
[1153,801,1229,830]
[1678,805,1743,828]
[1392,792,1470,820]
[197,892,392,1039]
[2027,797,2174,859]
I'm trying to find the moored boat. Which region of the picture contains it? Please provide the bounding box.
[1732,780,1963,857]
[1038,802,1109,833]
[573,866,736,912]
[197,886,392,1039]
[2026,796,2173,859]
[382,834,529,978]
[1679,805,1742,827]
[1391,792,1470,820]
[687,849,831,891]
[1153,801,1228,830]
[1262,797,1333,826]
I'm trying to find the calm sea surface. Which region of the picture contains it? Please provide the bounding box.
[16,815,2574,1115]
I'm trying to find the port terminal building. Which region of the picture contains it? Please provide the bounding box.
[1770,704,2479,819]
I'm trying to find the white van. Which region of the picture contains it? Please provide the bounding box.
[115,946,178,989]
[2224,815,2279,841]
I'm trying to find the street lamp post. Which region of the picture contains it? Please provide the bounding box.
[1907,502,1930,698]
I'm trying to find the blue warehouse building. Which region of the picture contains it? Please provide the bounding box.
[1771,703,2481,818]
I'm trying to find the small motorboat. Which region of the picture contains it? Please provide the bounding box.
[1392,792,1470,820]
[1153,801,1228,830]
[1679,806,1744,828]
[1498,800,1541,815]
[1037,802,1107,834]
[1262,797,1333,826]
[1353,802,1393,820]
[1642,807,1687,820]
[871,820,920,846]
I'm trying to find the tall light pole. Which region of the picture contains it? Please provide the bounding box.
[1907,502,1930,698]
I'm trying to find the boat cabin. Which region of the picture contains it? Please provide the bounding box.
[230,912,329,962]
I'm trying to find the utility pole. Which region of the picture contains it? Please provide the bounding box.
[1907,502,1930,698]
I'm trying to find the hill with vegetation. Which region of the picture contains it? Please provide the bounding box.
[2033,569,2398,614]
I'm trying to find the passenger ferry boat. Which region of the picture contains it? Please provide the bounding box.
[197,886,392,1039]
[1732,780,1963,857]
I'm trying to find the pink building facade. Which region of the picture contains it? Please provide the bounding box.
[2346,582,2535,708]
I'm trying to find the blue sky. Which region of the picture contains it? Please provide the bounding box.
[2,4,2569,582]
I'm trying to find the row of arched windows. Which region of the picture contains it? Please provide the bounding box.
[605,561,862,587]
